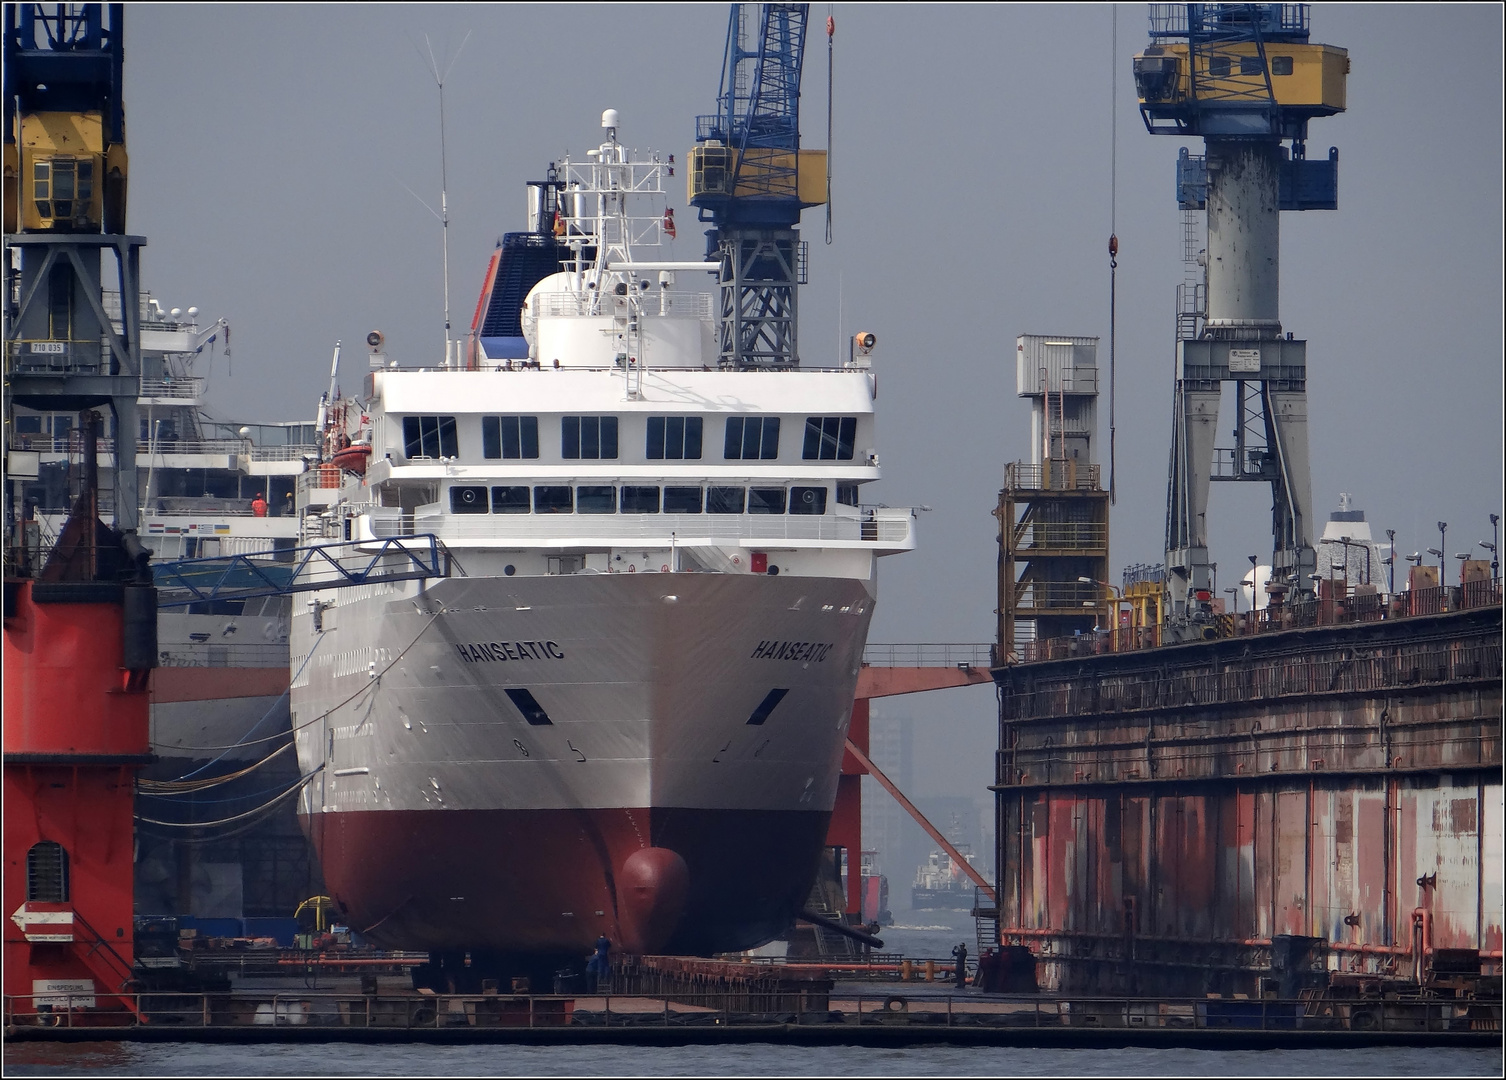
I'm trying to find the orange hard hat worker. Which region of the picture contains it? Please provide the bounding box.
[251,493,267,517]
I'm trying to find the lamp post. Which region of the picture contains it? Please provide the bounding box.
[1322,535,1371,588]
[1489,514,1500,583]
[1437,522,1447,575]
[1077,577,1124,632]
[1385,529,1396,595]
[1224,586,1239,615]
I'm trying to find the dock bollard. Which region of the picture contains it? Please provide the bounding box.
[924,959,935,983]
[900,960,913,982]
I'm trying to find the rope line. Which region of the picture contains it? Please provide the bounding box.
[138,741,294,794]
[152,604,445,756]
[135,765,322,829]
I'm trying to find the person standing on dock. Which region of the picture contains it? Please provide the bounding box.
[585,934,611,992]
[951,942,968,988]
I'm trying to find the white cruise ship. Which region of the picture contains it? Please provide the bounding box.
[289,113,914,968]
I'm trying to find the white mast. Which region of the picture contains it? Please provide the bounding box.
[426,33,470,368]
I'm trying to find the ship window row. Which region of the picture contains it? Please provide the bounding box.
[403,414,859,464]
[449,484,831,516]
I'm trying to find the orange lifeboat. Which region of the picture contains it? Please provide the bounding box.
[331,442,372,476]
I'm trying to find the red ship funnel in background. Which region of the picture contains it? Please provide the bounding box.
[616,847,690,954]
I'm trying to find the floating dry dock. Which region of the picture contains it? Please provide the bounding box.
[986,592,1503,1001]
[5,956,1499,1047]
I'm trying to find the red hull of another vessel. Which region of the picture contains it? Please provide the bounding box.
[306,806,830,956]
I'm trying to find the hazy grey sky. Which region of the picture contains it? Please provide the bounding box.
[121,4,1503,799]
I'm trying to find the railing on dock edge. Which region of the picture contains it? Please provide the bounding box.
[1008,582,1504,666]
[4,990,1499,1035]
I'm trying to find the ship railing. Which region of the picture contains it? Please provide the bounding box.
[244,443,319,462]
[157,642,288,668]
[7,436,317,461]
[1009,582,1504,665]
[3,989,1497,1033]
[139,376,205,400]
[142,503,300,520]
[367,508,915,546]
[528,290,715,320]
[5,338,109,375]
[1004,461,1102,492]
[862,643,993,668]
[1010,522,1108,551]
[378,359,879,374]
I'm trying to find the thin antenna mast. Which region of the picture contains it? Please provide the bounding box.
[1108,6,1118,506]
[425,32,471,367]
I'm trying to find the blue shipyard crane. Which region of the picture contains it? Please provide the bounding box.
[1133,3,1346,634]
[3,4,147,539]
[689,3,828,368]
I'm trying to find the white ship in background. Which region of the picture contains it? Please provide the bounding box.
[289,111,915,965]
[9,293,321,917]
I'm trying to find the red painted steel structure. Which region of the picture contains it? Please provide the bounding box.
[990,605,1503,995]
[3,579,153,1022]
[825,659,993,915]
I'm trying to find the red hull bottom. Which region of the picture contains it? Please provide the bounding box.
[305,806,830,956]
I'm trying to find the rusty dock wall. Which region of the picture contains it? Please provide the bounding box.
[989,605,1503,996]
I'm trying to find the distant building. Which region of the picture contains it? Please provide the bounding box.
[862,712,914,882]
[862,710,994,909]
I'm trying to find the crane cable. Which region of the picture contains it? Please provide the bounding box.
[1108,5,1119,507]
[825,10,834,245]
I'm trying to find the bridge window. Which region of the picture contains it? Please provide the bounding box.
[790,486,827,515]
[491,486,530,514]
[27,842,68,902]
[802,416,856,461]
[562,416,618,460]
[620,486,660,514]
[1208,55,1231,77]
[707,486,745,514]
[647,417,704,460]
[449,485,490,514]
[577,485,616,514]
[402,416,458,460]
[664,486,703,514]
[1271,56,1293,76]
[724,417,780,460]
[1240,56,1265,76]
[482,416,539,459]
[748,487,786,515]
[837,483,859,507]
[533,486,573,513]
